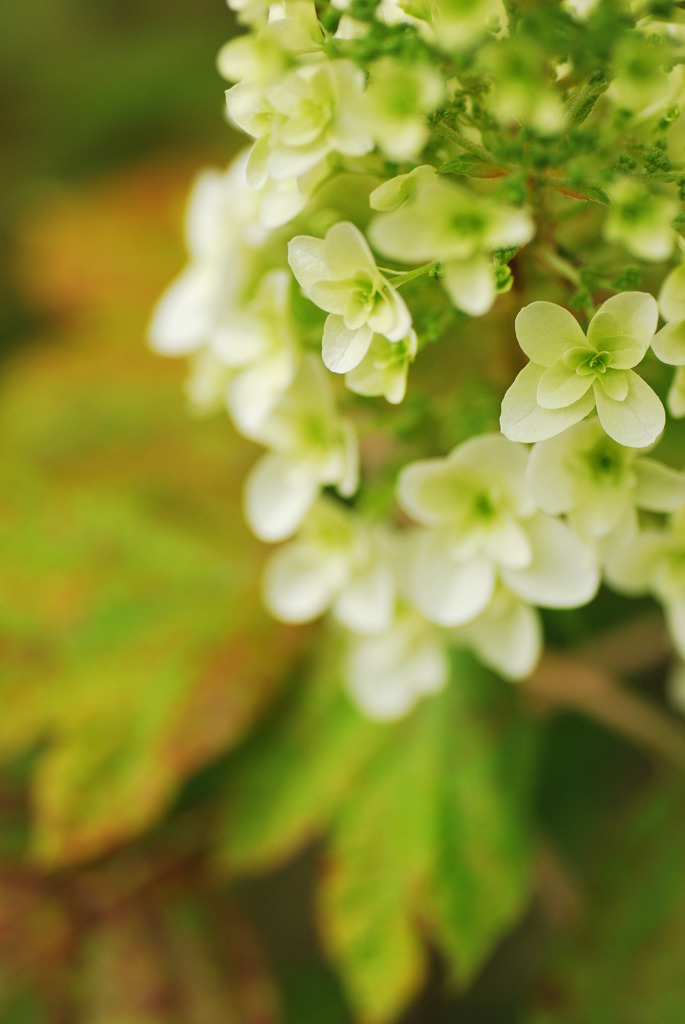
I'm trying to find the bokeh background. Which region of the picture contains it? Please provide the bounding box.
[2,2,685,1023]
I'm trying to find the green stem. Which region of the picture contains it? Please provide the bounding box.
[535,246,582,287]
[432,120,500,166]
[384,261,442,287]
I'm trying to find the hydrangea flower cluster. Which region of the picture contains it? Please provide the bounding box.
[151,0,685,720]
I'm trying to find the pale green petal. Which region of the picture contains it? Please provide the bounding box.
[460,591,542,680]
[397,459,461,526]
[595,367,629,401]
[244,452,319,542]
[288,234,328,293]
[502,513,599,608]
[333,563,396,634]
[572,486,632,538]
[263,542,347,622]
[148,267,215,356]
[593,371,665,448]
[410,532,496,626]
[323,221,376,277]
[481,518,532,569]
[527,431,580,514]
[588,291,658,355]
[442,257,496,317]
[537,358,593,409]
[652,320,685,366]
[449,433,535,517]
[668,367,685,418]
[659,263,685,323]
[322,316,373,373]
[634,457,685,512]
[501,361,595,442]
[603,531,663,593]
[586,313,648,367]
[515,302,586,365]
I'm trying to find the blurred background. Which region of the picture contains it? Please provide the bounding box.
[2,3,685,1023]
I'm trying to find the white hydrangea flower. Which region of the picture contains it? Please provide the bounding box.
[603,179,678,263]
[369,174,533,316]
[653,262,685,418]
[226,0,272,27]
[263,499,395,632]
[397,433,599,628]
[217,0,323,84]
[226,59,372,190]
[500,292,663,448]
[605,508,685,660]
[361,57,444,162]
[148,153,266,357]
[456,584,543,681]
[288,221,412,373]
[243,356,359,542]
[345,330,417,404]
[528,418,685,540]
[209,269,299,438]
[343,608,449,720]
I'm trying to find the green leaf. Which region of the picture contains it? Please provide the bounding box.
[0,166,301,866]
[525,777,685,1024]
[439,155,504,178]
[316,653,537,1023]
[215,640,387,874]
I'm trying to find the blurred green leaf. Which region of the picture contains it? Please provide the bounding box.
[0,165,301,865]
[526,777,685,1024]
[218,650,536,1023]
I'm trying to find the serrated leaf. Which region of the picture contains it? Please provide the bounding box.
[0,165,301,866]
[552,181,611,206]
[215,641,387,874]
[315,653,536,1024]
[439,155,505,178]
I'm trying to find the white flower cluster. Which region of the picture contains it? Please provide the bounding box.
[151,0,685,720]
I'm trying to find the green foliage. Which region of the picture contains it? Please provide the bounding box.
[217,649,537,1022]
[526,778,685,1023]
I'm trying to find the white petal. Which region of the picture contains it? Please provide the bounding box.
[148,268,215,355]
[593,371,665,449]
[322,316,373,373]
[515,302,586,365]
[502,513,599,608]
[449,434,535,517]
[227,352,295,439]
[442,257,496,317]
[323,221,376,277]
[537,359,593,409]
[344,622,448,720]
[460,592,542,680]
[500,362,595,442]
[288,235,328,294]
[589,291,658,353]
[527,430,580,515]
[333,563,395,634]
[243,453,318,542]
[603,532,663,593]
[409,532,496,626]
[263,543,347,622]
[652,320,685,366]
[659,263,685,323]
[633,457,685,512]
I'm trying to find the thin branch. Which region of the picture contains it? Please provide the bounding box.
[523,650,685,772]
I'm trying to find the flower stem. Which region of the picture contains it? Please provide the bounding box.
[384,261,442,287]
